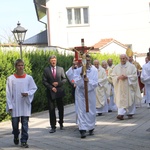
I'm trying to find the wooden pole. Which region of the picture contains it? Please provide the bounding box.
[84,74,89,112]
[81,39,89,112]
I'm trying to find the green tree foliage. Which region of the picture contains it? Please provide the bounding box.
[91,53,120,65]
[0,48,120,122]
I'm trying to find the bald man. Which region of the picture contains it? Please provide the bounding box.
[111,54,142,120]
[107,58,115,69]
[93,60,110,116]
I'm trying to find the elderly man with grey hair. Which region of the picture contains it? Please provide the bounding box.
[111,54,141,120]
[93,60,110,116]
[107,58,115,69]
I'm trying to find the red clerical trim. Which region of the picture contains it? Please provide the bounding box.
[71,79,74,83]
[14,73,26,78]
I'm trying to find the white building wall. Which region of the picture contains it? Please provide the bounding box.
[136,56,146,67]
[46,0,150,53]
[100,43,126,54]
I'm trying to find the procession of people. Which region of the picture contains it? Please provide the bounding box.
[6,48,150,148]
[65,47,148,138]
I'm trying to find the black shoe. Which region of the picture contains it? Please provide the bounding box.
[117,115,124,120]
[89,129,94,135]
[80,130,86,138]
[14,137,19,145]
[108,110,112,113]
[59,121,64,130]
[98,113,102,116]
[127,114,133,119]
[49,128,56,133]
[60,125,63,130]
[21,142,29,148]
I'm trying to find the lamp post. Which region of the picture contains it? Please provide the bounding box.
[12,22,27,59]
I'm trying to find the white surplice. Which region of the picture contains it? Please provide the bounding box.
[66,67,78,122]
[73,65,98,131]
[6,74,37,117]
[141,61,150,103]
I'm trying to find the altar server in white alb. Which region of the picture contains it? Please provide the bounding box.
[141,51,150,107]
[6,59,37,148]
[73,54,98,138]
[111,54,141,120]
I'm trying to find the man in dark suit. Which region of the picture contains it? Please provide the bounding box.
[42,55,67,133]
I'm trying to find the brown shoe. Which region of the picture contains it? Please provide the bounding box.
[127,114,133,119]
[117,115,124,120]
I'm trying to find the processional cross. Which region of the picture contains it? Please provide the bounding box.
[73,39,94,112]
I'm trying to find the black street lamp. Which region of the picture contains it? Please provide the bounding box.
[12,22,27,59]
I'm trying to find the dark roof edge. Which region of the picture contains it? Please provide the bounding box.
[33,0,40,21]
[33,0,47,27]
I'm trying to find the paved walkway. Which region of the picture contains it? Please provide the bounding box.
[0,103,150,150]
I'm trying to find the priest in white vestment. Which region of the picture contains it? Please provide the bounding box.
[111,54,141,120]
[141,52,150,107]
[105,58,117,112]
[107,66,117,112]
[93,60,109,115]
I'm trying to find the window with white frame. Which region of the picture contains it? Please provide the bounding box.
[67,7,89,25]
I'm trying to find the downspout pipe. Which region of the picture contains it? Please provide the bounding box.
[33,1,51,46]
